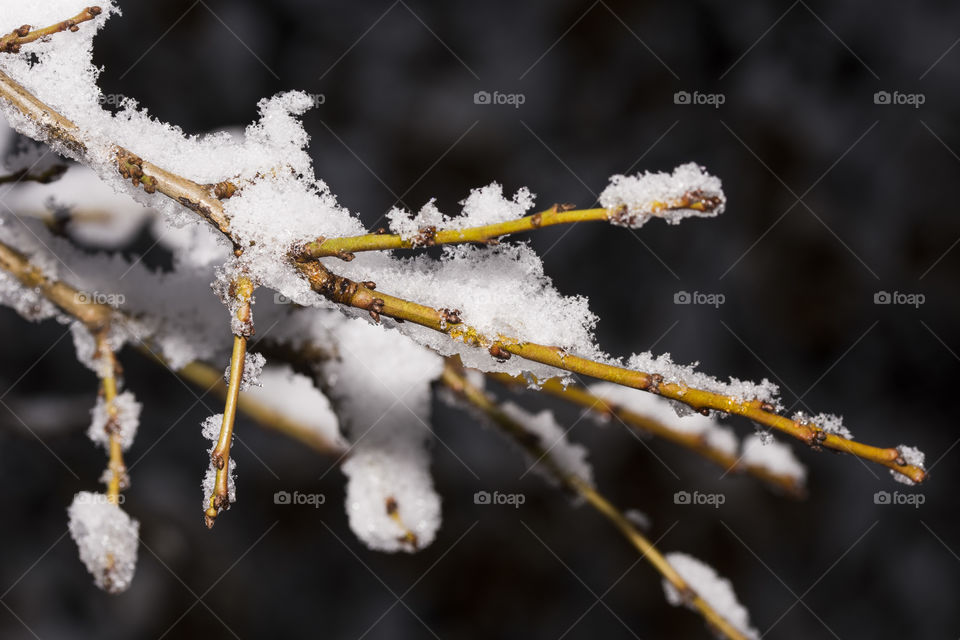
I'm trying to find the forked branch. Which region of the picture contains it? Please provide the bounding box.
[0,18,926,486]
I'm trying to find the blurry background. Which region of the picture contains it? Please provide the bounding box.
[1,0,958,638]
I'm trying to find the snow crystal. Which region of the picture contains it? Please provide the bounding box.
[243,364,345,448]
[322,317,444,552]
[201,413,236,509]
[387,183,535,240]
[663,552,759,640]
[0,268,58,321]
[67,491,139,593]
[225,351,266,391]
[741,434,806,486]
[589,382,739,457]
[627,351,780,412]
[891,445,926,486]
[86,390,141,451]
[793,411,853,439]
[600,163,725,227]
[337,243,603,381]
[500,402,594,487]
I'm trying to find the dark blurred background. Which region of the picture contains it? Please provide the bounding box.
[1,1,958,638]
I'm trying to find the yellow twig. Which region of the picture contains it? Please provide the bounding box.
[297,260,925,484]
[488,372,806,497]
[441,363,749,640]
[0,7,102,55]
[95,331,126,505]
[296,193,721,260]
[205,275,253,528]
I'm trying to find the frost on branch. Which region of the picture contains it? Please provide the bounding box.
[600,163,726,227]
[224,351,266,391]
[891,445,925,486]
[201,414,236,511]
[626,352,781,415]
[87,390,141,451]
[500,402,595,489]
[663,552,759,640]
[67,491,139,594]
[793,411,853,439]
[387,183,535,241]
[321,317,444,552]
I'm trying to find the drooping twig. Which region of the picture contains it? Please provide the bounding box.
[0,6,102,54]
[296,193,721,260]
[441,363,750,640]
[205,275,254,528]
[0,34,926,484]
[94,331,127,504]
[0,237,344,456]
[488,371,806,496]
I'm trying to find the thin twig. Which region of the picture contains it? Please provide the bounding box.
[441,363,749,640]
[296,192,721,260]
[205,275,254,528]
[94,331,127,504]
[0,7,102,54]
